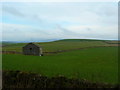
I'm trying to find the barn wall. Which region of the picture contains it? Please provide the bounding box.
[23,44,42,56]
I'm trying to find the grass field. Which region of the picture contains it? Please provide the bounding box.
[2,46,118,84]
[2,39,110,52]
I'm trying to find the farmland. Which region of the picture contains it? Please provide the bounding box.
[2,39,118,84]
[2,39,118,53]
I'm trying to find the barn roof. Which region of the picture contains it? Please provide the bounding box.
[23,42,41,48]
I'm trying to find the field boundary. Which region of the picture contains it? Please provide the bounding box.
[2,70,118,88]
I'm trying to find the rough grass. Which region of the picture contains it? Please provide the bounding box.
[2,47,118,84]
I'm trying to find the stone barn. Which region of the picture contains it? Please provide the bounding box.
[23,43,43,56]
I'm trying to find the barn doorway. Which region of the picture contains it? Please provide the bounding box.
[29,48,33,54]
[30,48,32,50]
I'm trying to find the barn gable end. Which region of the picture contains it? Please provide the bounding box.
[23,43,43,56]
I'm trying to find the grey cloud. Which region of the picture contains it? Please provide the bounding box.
[94,4,117,17]
[86,28,92,31]
[56,24,80,36]
[32,15,42,22]
[2,6,25,17]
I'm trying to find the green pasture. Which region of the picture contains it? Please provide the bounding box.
[2,39,109,52]
[2,47,118,84]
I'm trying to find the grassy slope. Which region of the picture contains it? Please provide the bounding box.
[2,39,109,52]
[2,47,118,84]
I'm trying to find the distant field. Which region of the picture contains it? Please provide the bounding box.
[2,47,118,84]
[2,39,117,53]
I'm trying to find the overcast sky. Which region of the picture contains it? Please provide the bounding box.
[1,2,118,42]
